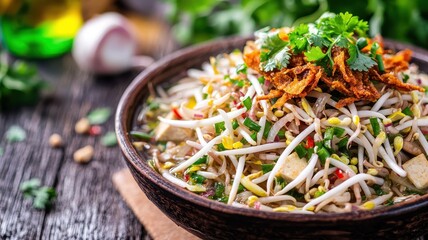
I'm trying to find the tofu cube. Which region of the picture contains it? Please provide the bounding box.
[155,112,193,142]
[403,154,428,189]
[280,152,308,181]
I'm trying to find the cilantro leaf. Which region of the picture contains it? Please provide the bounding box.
[5,125,26,142]
[289,24,309,53]
[20,178,56,210]
[258,29,291,72]
[304,46,326,62]
[347,44,377,71]
[87,107,111,125]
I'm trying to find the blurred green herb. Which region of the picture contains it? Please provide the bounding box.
[101,131,117,147]
[87,107,111,125]
[0,147,3,156]
[5,125,26,142]
[162,0,428,49]
[0,53,47,110]
[20,178,56,210]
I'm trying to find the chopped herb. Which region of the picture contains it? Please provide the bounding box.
[213,182,225,199]
[87,108,111,125]
[370,117,381,137]
[232,120,239,130]
[337,137,349,149]
[0,58,47,110]
[317,147,331,165]
[148,101,160,110]
[262,164,274,174]
[193,155,208,165]
[373,184,385,196]
[306,147,314,159]
[190,173,206,184]
[237,183,245,193]
[242,97,252,110]
[324,127,345,140]
[257,28,291,72]
[20,178,56,210]
[375,54,385,73]
[217,143,226,151]
[258,76,265,84]
[275,176,286,189]
[314,190,325,198]
[295,144,308,159]
[229,78,245,87]
[263,121,272,139]
[356,37,368,49]
[250,132,257,141]
[215,121,226,134]
[277,129,285,139]
[402,73,410,83]
[243,117,261,132]
[5,125,26,142]
[130,131,152,141]
[101,131,117,147]
[202,93,209,99]
[402,106,413,116]
[236,63,247,74]
[385,199,394,206]
[0,147,3,157]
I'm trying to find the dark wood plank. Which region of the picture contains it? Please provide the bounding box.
[0,56,146,239]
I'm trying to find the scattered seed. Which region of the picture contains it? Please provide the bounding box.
[73,145,94,163]
[75,118,91,134]
[49,133,63,148]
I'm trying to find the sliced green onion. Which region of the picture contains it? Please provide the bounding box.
[402,106,413,116]
[148,101,160,110]
[242,96,252,110]
[215,121,226,135]
[356,37,368,50]
[236,63,247,74]
[130,131,152,141]
[244,117,261,132]
[193,155,208,165]
[237,183,245,193]
[317,147,331,165]
[337,137,349,149]
[217,143,226,151]
[258,76,265,84]
[232,120,239,130]
[263,121,272,139]
[213,182,225,199]
[190,173,206,184]
[262,164,274,174]
[402,73,410,83]
[277,129,286,139]
[370,117,381,137]
[295,144,308,158]
[324,127,345,140]
[376,54,385,73]
[250,132,257,141]
[306,147,314,159]
[202,93,208,99]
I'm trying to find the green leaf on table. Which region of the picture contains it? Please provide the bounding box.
[101,131,117,147]
[5,125,26,142]
[0,147,3,157]
[87,107,111,125]
[20,178,56,210]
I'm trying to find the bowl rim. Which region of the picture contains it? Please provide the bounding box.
[116,36,428,222]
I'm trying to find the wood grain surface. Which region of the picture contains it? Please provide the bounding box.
[0,56,147,239]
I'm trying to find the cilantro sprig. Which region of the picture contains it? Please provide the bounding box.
[257,12,379,73]
[20,178,56,210]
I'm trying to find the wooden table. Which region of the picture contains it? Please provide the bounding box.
[0,56,148,239]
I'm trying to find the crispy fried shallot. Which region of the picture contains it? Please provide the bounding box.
[244,39,424,109]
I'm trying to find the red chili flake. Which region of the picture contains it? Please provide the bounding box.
[172,108,182,119]
[335,169,345,179]
[89,125,102,136]
[184,174,190,182]
[306,136,314,149]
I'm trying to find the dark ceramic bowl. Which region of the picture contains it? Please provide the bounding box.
[116,37,428,240]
